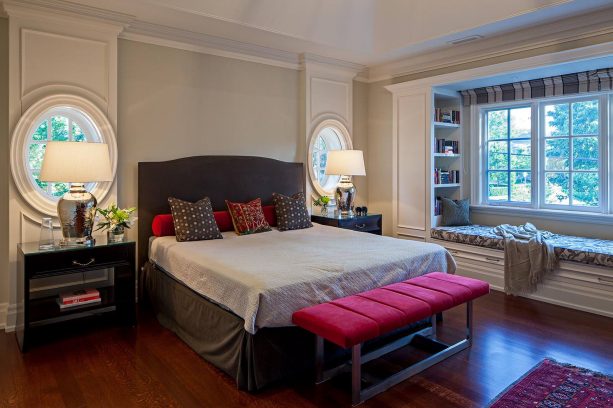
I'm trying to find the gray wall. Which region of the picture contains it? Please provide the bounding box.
[367,32,613,239]
[117,39,302,214]
[0,18,8,311]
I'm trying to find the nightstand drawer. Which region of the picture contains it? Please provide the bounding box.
[339,216,381,232]
[311,213,382,235]
[26,245,130,277]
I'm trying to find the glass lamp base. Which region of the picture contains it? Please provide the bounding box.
[335,176,356,217]
[57,183,97,247]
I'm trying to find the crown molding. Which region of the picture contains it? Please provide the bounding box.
[1,0,134,27]
[300,53,366,74]
[121,20,302,70]
[368,6,613,83]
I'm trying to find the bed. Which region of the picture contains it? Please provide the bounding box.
[138,156,456,391]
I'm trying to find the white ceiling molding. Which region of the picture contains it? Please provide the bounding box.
[121,20,301,70]
[300,53,366,80]
[1,0,134,27]
[368,7,613,83]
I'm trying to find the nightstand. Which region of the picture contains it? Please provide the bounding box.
[16,239,136,352]
[311,213,382,235]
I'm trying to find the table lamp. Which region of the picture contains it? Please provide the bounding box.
[325,150,366,217]
[40,141,113,246]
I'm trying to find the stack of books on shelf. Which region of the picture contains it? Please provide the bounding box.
[57,288,101,310]
[435,139,459,154]
[434,197,442,216]
[434,169,460,185]
[435,108,461,124]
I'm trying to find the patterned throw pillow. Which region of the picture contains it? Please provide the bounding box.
[273,192,313,231]
[225,198,272,235]
[441,197,471,226]
[168,197,223,242]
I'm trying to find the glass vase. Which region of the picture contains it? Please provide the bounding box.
[320,204,329,215]
[39,217,55,250]
[107,225,125,243]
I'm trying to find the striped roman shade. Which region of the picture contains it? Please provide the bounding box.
[460,68,613,106]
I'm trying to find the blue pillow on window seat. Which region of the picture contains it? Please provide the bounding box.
[441,198,471,226]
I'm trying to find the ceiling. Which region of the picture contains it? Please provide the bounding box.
[21,0,613,67]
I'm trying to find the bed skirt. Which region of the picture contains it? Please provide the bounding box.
[142,261,428,391]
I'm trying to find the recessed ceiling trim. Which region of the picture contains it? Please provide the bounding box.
[368,7,613,83]
[448,35,483,45]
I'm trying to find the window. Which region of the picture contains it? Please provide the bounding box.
[479,95,606,213]
[485,106,532,204]
[308,119,352,196]
[28,108,97,200]
[11,95,117,216]
[542,100,600,208]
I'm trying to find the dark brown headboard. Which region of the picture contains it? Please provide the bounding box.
[137,155,305,268]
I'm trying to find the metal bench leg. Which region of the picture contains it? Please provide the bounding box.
[315,335,324,384]
[466,300,473,345]
[430,315,437,340]
[352,344,362,406]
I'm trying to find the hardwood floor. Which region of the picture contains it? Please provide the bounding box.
[1,291,612,408]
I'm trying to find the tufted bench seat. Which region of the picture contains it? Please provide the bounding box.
[292,272,489,405]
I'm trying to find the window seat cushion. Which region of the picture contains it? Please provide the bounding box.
[431,225,613,268]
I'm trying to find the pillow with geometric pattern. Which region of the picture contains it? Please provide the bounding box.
[440,197,471,226]
[225,198,272,235]
[168,197,223,242]
[273,192,313,231]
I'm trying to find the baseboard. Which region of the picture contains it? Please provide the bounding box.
[3,303,17,332]
[0,303,7,331]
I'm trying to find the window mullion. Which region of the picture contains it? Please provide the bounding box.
[569,103,574,206]
[507,108,511,201]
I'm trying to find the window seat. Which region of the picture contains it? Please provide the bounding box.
[431,225,613,268]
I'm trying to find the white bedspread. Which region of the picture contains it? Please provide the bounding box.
[150,223,456,334]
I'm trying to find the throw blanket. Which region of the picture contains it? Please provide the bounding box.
[492,223,557,295]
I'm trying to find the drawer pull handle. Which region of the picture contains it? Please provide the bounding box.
[73,258,95,267]
[598,277,613,286]
[485,257,500,262]
[355,223,367,229]
[450,250,460,255]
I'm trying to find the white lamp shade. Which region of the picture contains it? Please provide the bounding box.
[40,141,113,183]
[325,150,366,176]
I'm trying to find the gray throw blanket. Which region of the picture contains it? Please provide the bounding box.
[492,223,557,295]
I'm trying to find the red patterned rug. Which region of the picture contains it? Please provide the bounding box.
[488,359,613,407]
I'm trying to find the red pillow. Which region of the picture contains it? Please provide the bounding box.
[152,214,175,237]
[225,198,272,235]
[152,211,235,236]
[262,205,277,227]
[214,210,234,232]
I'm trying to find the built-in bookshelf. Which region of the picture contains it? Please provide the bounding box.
[431,88,463,227]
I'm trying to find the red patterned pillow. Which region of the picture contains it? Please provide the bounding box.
[225,198,272,235]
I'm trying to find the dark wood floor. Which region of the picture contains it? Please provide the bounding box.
[1,291,612,408]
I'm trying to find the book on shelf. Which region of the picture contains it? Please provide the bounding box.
[434,168,460,184]
[435,139,459,154]
[434,196,442,216]
[56,297,102,310]
[59,288,100,305]
[434,108,461,124]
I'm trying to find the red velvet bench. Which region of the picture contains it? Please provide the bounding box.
[292,272,489,405]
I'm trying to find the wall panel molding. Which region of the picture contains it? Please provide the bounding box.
[3,1,123,332]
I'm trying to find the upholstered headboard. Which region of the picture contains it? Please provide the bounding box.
[137,155,305,268]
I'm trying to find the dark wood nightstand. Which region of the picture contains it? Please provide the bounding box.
[311,213,382,235]
[16,239,136,352]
